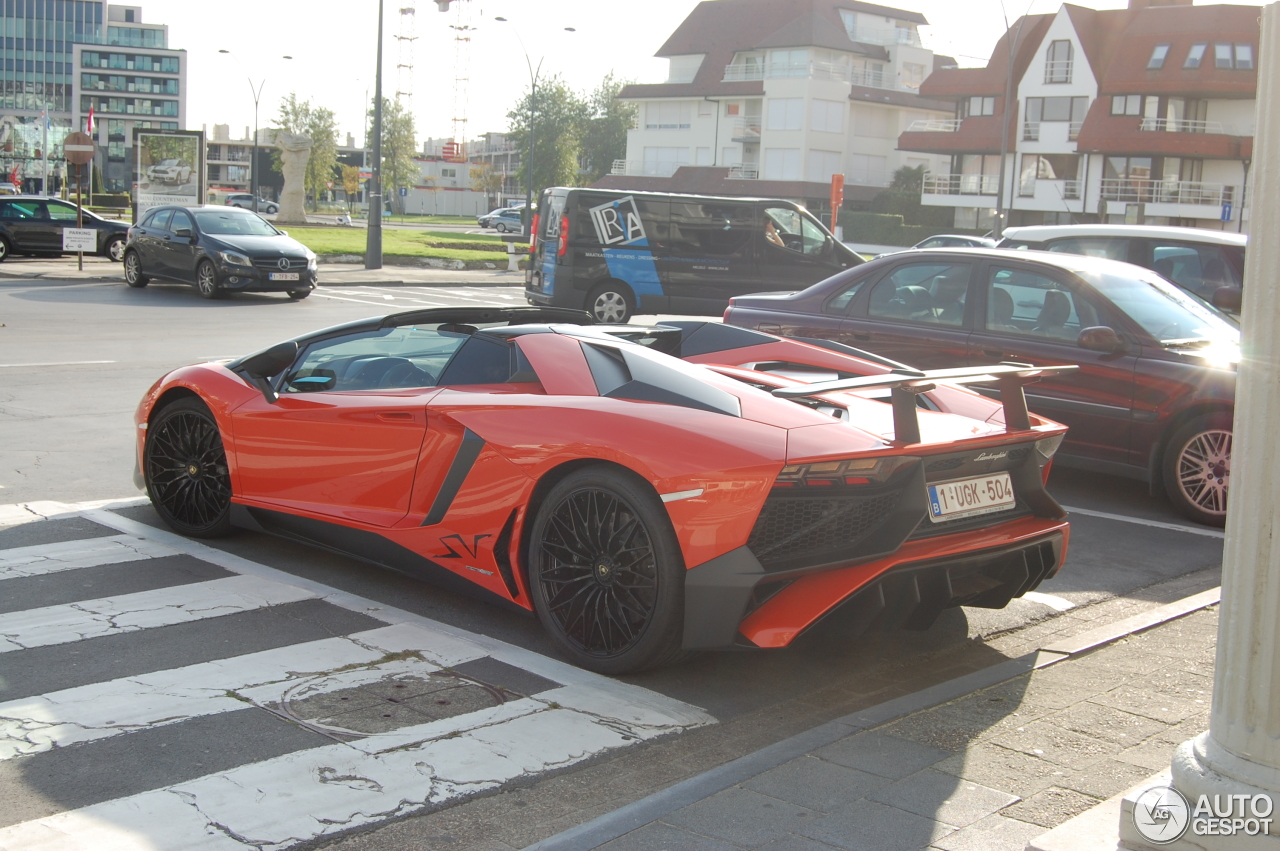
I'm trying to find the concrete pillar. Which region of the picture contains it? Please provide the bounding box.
[1160,2,1280,845]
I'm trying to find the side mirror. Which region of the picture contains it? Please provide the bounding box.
[238,341,298,403]
[173,227,192,238]
[1211,286,1242,313]
[1077,326,1125,353]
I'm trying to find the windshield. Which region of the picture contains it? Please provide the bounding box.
[194,209,279,236]
[1074,267,1238,345]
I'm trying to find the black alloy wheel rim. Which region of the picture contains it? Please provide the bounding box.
[146,410,231,530]
[538,487,659,657]
[197,264,216,295]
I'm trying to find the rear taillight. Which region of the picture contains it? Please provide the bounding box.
[530,213,540,253]
[772,456,918,490]
[557,215,569,257]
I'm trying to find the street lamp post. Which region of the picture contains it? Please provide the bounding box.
[217,51,292,215]
[367,0,385,270]
[494,19,575,233]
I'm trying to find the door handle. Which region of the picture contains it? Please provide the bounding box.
[852,331,871,342]
[982,349,1005,358]
[757,323,782,334]
[162,235,171,241]
[377,412,416,422]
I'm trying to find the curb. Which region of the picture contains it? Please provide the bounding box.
[523,587,1222,851]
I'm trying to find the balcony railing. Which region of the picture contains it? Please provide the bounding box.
[1100,178,1235,206]
[924,174,999,196]
[1044,60,1073,83]
[845,26,923,48]
[727,163,759,179]
[731,118,762,141]
[906,118,964,133]
[1023,121,1083,142]
[1020,178,1081,199]
[1137,118,1227,135]
[721,61,921,93]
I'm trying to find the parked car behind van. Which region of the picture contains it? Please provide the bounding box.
[525,188,864,322]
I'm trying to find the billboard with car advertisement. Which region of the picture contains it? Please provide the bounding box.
[134,128,204,219]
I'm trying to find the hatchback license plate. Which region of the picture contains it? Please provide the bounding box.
[927,472,1015,522]
[269,272,300,281]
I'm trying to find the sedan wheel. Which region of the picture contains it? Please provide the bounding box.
[145,398,233,537]
[1164,414,1232,527]
[124,251,148,288]
[529,467,686,673]
[496,222,508,233]
[195,260,223,299]
[105,235,127,262]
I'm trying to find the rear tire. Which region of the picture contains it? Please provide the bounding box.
[104,235,126,262]
[1162,413,1232,527]
[496,222,508,233]
[123,250,148,287]
[586,282,634,324]
[528,466,688,674]
[145,397,233,538]
[0,236,10,262]
[195,260,224,299]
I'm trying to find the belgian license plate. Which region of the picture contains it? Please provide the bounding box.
[269,272,300,281]
[927,472,1016,522]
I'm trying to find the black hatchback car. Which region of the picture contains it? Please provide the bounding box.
[123,205,317,299]
[0,196,130,262]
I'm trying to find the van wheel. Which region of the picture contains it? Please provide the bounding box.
[1162,413,1232,527]
[587,283,634,324]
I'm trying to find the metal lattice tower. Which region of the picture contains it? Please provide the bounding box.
[449,0,474,154]
[395,2,418,109]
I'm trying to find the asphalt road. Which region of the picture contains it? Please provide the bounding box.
[0,271,1224,848]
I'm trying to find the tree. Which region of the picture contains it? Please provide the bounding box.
[341,164,361,212]
[304,107,338,211]
[506,74,586,201]
[577,73,636,184]
[470,164,505,210]
[421,176,439,214]
[871,164,950,226]
[368,96,418,214]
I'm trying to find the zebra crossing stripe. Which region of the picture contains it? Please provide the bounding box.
[0,574,315,653]
[0,534,178,579]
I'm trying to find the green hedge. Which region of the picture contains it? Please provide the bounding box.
[88,194,130,209]
[838,211,986,247]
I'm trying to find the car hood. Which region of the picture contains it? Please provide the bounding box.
[204,234,310,257]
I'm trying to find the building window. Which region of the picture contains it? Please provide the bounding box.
[725,103,740,116]
[810,99,844,133]
[441,168,457,177]
[847,153,886,185]
[1185,44,1207,69]
[1147,44,1169,70]
[644,101,692,130]
[961,96,995,118]
[766,98,804,130]
[1045,40,1072,83]
[902,62,925,87]
[1026,96,1088,122]
[763,148,801,180]
[806,150,842,183]
[1234,44,1254,70]
[1214,44,1233,69]
[641,147,689,176]
[1019,154,1081,196]
[1111,95,1143,116]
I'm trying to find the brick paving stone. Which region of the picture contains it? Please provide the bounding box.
[743,755,889,813]
[866,768,1018,828]
[1115,738,1183,771]
[1000,786,1101,828]
[1088,684,1207,724]
[928,813,1046,851]
[932,743,1068,799]
[1058,757,1161,799]
[798,798,958,851]
[989,719,1120,770]
[755,836,846,851]
[815,731,952,779]
[664,787,820,849]
[598,822,742,851]
[1050,699,1173,746]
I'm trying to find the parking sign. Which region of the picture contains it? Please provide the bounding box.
[62,228,97,252]
[399,187,408,197]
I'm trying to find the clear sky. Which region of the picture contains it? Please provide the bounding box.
[147,0,1264,147]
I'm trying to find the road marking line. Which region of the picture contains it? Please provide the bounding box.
[0,360,116,368]
[1023,591,1076,611]
[1061,505,1225,539]
[0,497,146,528]
[0,574,315,653]
[0,534,177,579]
[0,623,478,760]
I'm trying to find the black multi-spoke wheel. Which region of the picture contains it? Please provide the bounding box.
[529,467,686,673]
[145,398,233,537]
[1163,413,1232,527]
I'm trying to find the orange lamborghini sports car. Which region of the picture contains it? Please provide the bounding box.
[134,307,1073,673]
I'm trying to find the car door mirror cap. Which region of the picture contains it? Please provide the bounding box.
[1211,286,1242,313]
[239,341,298,403]
[1078,326,1125,353]
[173,227,192,238]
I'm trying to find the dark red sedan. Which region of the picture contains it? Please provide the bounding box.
[724,249,1239,526]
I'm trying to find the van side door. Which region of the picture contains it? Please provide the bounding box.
[664,199,759,314]
[756,205,843,289]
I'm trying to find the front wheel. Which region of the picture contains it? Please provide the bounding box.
[587,283,634,324]
[1163,413,1232,527]
[495,222,508,233]
[528,466,687,674]
[195,260,224,299]
[123,250,148,287]
[145,397,233,538]
[104,235,127,262]
[0,237,10,262]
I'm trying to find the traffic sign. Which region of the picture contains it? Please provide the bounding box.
[399,186,408,196]
[62,228,96,252]
[1222,202,1233,222]
[63,132,96,165]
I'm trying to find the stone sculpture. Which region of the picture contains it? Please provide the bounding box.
[275,131,312,224]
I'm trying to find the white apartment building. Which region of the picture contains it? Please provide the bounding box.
[598,0,953,211]
[898,0,1256,231]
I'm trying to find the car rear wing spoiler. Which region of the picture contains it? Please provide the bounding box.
[772,363,1078,445]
